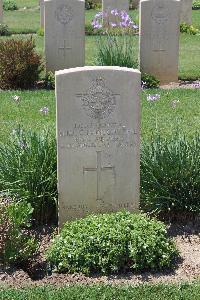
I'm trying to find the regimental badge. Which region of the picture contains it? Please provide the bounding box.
[55,5,73,26]
[77,78,119,120]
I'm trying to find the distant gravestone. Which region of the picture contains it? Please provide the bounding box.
[139,0,181,84]
[0,0,3,22]
[102,0,129,25]
[56,66,141,227]
[40,0,44,28]
[44,0,85,73]
[180,0,192,24]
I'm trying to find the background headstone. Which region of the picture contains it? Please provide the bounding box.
[0,0,3,23]
[56,66,141,227]
[40,0,44,28]
[102,0,129,26]
[44,0,85,73]
[180,0,193,24]
[139,0,181,84]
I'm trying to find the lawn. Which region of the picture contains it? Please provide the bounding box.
[2,6,200,79]
[1,88,200,142]
[1,283,200,300]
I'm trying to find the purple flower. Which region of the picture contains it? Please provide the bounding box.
[147,94,160,102]
[39,107,49,115]
[192,81,200,88]
[111,9,119,16]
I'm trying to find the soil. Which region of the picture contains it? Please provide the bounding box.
[160,80,200,89]
[0,222,200,288]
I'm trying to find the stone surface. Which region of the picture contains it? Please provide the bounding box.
[180,0,193,24]
[139,0,181,84]
[40,0,44,28]
[44,0,85,73]
[0,0,3,22]
[56,66,141,227]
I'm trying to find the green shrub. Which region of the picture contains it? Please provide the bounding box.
[3,0,18,11]
[47,211,177,275]
[37,27,44,37]
[141,73,160,89]
[44,71,55,89]
[0,37,43,89]
[96,34,138,68]
[0,127,57,224]
[0,23,11,36]
[180,23,199,35]
[0,197,37,265]
[192,0,200,9]
[93,11,138,68]
[141,133,200,219]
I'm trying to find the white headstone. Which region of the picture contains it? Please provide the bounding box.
[0,0,3,23]
[44,0,85,73]
[180,0,193,24]
[40,0,44,28]
[139,0,181,84]
[56,66,141,227]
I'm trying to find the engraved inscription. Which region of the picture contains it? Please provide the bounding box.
[151,4,169,52]
[151,4,169,24]
[59,122,137,149]
[76,78,119,120]
[55,5,73,25]
[83,151,115,202]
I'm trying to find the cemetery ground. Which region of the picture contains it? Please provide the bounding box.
[0,0,200,298]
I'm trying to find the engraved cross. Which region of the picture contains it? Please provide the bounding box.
[58,39,72,60]
[83,151,115,201]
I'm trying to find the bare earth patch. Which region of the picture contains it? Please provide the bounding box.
[161,80,200,89]
[0,222,199,288]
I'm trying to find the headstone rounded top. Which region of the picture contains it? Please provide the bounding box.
[56,66,141,76]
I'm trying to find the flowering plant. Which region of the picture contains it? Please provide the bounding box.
[92,10,138,68]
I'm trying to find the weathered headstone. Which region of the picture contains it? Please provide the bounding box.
[39,0,44,28]
[139,0,181,84]
[0,0,3,23]
[102,0,129,25]
[180,0,193,24]
[56,66,141,227]
[44,0,85,73]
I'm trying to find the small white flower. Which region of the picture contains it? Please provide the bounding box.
[11,95,21,103]
[171,99,180,108]
[39,107,49,115]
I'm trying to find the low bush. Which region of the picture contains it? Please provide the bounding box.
[141,133,200,219]
[0,37,43,89]
[0,23,11,36]
[44,71,55,89]
[37,27,44,37]
[192,0,200,9]
[141,73,160,89]
[0,127,57,224]
[0,197,37,265]
[47,211,177,275]
[93,11,138,69]
[3,0,18,11]
[180,23,199,35]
